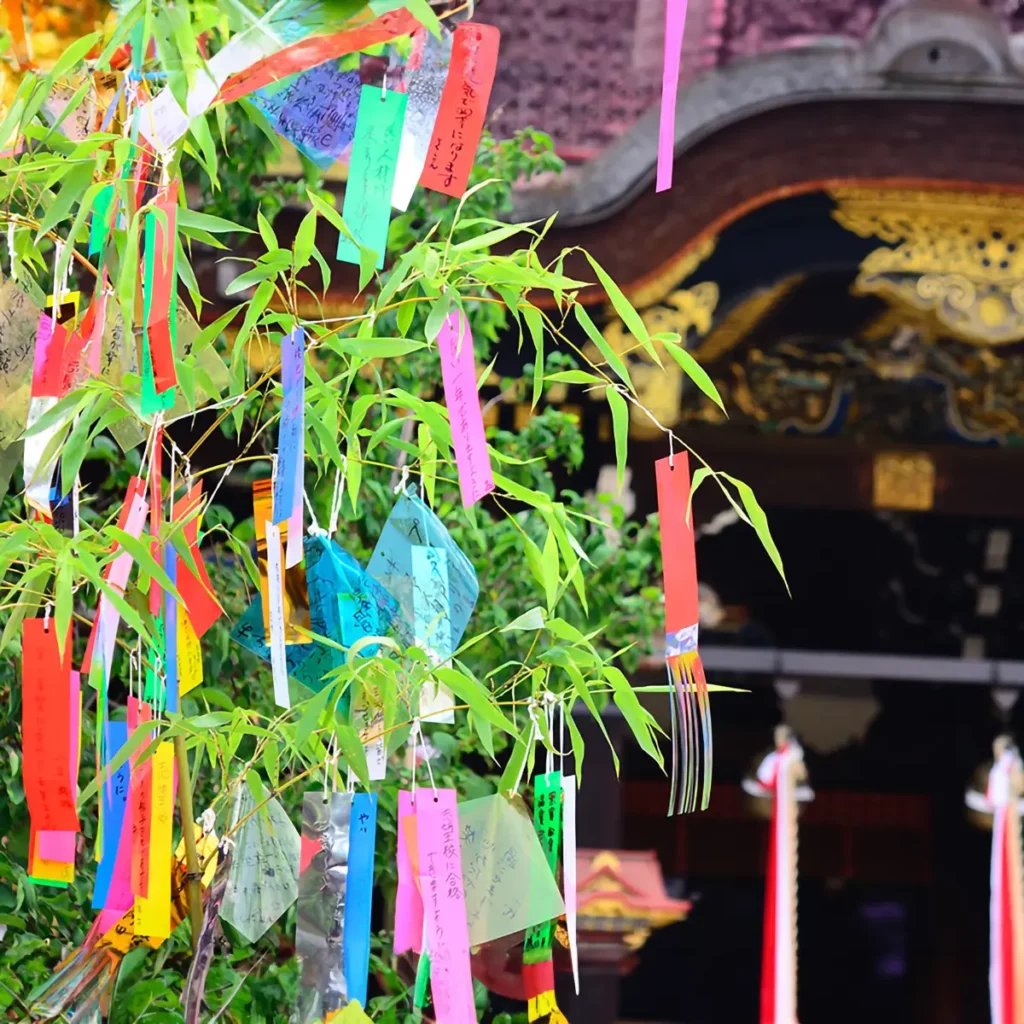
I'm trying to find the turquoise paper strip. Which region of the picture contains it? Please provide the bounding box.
[336,86,407,271]
[343,791,378,1007]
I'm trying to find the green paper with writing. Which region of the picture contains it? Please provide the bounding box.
[336,86,407,272]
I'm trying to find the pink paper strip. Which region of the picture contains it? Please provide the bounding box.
[417,789,475,1024]
[394,790,424,955]
[437,311,495,508]
[36,670,81,863]
[656,0,689,193]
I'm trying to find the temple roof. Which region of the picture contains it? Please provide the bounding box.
[479,0,1024,160]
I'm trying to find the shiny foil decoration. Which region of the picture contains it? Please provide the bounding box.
[391,25,453,212]
[295,792,352,1024]
[183,845,232,1024]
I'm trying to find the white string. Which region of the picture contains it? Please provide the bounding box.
[302,487,323,535]
[512,704,540,796]
[559,699,566,773]
[392,463,410,496]
[51,242,63,318]
[668,431,675,469]
[43,601,52,633]
[7,218,16,281]
[411,718,438,797]
[206,459,235,509]
[545,699,554,776]
[328,459,345,535]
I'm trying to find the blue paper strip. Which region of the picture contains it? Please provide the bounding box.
[272,327,305,524]
[164,545,178,714]
[343,791,378,1007]
[91,720,129,910]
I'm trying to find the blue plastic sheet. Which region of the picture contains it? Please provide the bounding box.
[343,791,377,1006]
[367,488,479,655]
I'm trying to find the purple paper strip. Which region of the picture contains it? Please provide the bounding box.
[273,327,305,525]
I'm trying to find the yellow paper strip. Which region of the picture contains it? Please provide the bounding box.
[134,742,174,939]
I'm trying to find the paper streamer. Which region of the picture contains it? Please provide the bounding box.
[220,788,300,944]
[251,63,360,170]
[368,486,479,650]
[178,613,203,697]
[392,25,452,211]
[412,544,454,722]
[295,791,351,1024]
[336,86,407,272]
[273,327,305,524]
[265,520,291,709]
[129,697,154,900]
[134,741,175,939]
[163,546,178,714]
[561,774,580,994]
[656,452,711,814]
[140,184,178,414]
[394,790,424,955]
[343,792,377,1006]
[0,280,42,451]
[139,23,281,152]
[35,669,82,865]
[656,0,689,193]
[419,22,499,198]
[171,482,222,639]
[458,794,564,947]
[22,620,78,833]
[92,721,130,910]
[437,310,495,507]
[254,477,311,645]
[216,8,419,107]
[417,789,476,1024]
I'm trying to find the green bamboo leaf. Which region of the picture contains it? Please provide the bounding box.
[501,606,546,632]
[434,667,516,736]
[583,252,661,366]
[570,671,618,775]
[523,304,544,407]
[575,304,634,390]
[720,473,788,591]
[45,30,102,83]
[77,721,157,807]
[35,160,93,240]
[224,263,280,297]
[450,222,537,252]
[293,209,317,271]
[605,386,629,494]
[565,702,585,783]
[54,551,72,659]
[544,370,603,386]
[425,293,450,343]
[177,209,252,236]
[334,721,369,787]
[107,527,182,600]
[663,339,726,412]
[541,529,559,612]
[602,665,663,769]
[234,279,275,350]
[498,721,534,796]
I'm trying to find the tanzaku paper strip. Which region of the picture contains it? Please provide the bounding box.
[656,0,689,192]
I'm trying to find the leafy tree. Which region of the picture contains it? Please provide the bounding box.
[0,3,782,1021]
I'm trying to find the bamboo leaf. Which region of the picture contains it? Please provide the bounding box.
[605,386,629,495]
[583,252,661,366]
[663,339,726,412]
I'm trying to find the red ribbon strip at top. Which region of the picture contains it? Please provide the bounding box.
[655,453,699,635]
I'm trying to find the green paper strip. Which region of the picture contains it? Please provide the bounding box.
[141,211,174,416]
[524,770,563,958]
[413,948,431,1017]
[336,85,407,272]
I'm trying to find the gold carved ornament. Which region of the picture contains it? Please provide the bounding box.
[831,188,1024,346]
[872,451,935,512]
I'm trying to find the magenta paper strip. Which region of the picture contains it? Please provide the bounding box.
[437,311,494,508]
[417,789,475,1024]
[394,790,424,955]
[656,0,689,193]
[36,670,81,863]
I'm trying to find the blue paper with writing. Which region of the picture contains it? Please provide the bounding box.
[367,488,479,652]
[251,64,361,172]
[164,545,178,714]
[343,791,378,1007]
[272,327,305,524]
[92,720,129,910]
[336,86,407,271]
[230,537,397,694]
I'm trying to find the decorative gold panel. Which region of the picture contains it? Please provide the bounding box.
[872,452,935,512]
[831,188,1024,346]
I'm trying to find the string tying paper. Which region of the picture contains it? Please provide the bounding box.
[656,452,712,814]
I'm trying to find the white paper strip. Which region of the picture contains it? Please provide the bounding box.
[138,25,280,152]
[23,396,58,514]
[561,773,579,994]
[265,520,290,709]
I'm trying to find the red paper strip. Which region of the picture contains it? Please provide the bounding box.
[128,696,153,898]
[22,619,78,831]
[655,453,699,632]
[171,483,223,638]
[2,0,34,69]
[216,8,420,106]
[148,183,178,394]
[419,22,500,198]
